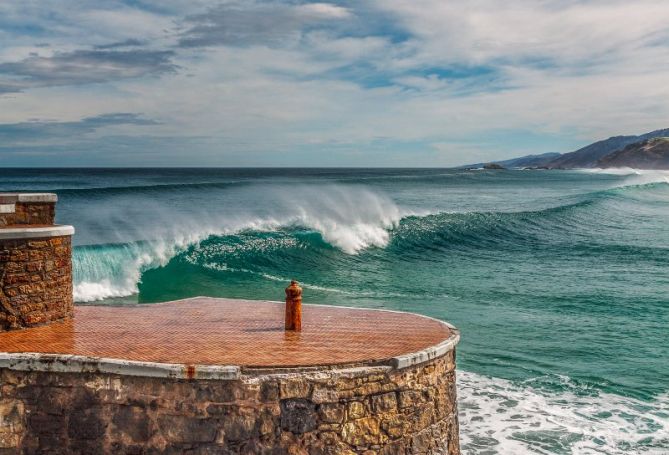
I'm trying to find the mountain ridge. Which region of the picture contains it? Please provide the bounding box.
[597,137,669,170]
[464,128,669,170]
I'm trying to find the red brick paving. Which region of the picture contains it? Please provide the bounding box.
[0,297,452,368]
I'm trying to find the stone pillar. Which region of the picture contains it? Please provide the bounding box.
[285,280,302,331]
[0,193,74,331]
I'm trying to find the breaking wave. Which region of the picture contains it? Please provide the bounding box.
[71,179,669,302]
[72,184,405,301]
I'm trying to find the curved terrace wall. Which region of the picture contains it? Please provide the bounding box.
[0,344,458,454]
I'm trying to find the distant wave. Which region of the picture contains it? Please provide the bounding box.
[580,168,669,187]
[55,181,247,196]
[458,370,669,454]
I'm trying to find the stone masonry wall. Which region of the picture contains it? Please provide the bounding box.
[0,203,55,228]
[0,351,459,454]
[0,236,73,331]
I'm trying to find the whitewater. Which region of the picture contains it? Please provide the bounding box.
[1,167,667,454]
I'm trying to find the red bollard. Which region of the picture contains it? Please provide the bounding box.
[285,280,302,331]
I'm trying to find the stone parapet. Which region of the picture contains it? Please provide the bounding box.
[0,193,73,331]
[0,236,73,331]
[0,194,57,227]
[0,349,459,454]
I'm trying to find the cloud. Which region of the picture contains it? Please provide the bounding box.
[94,38,146,50]
[371,0,669,71]
[0,113,158,142]
[0,49,177,92]
[178,1,350,47]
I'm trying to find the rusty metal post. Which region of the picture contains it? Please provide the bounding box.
[285,280,302,331]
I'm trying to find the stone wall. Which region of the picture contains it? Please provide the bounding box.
[0,195,56,227]
[0,193,74,331]
[0,351,459,454]
[0,236,73,331]
[0,203,55,227]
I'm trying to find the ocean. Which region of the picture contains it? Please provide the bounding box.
[1,168,667,454]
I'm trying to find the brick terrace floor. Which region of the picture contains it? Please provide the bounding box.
[0,297,452,368]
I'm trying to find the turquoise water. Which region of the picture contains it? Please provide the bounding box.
[2,168,668,453]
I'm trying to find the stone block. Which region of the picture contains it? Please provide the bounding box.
[317,403,345,424]
[280,399,318,435]
[280,378,312,400]
[260,381,279,402]
[398,390,422,409]
[158,416,218,444]
[380,415,408,440]
[347,401,367,420]
[67,406,106,440]
[311,385,339,404]
[341,417,381,447]
[411,428,434,453]
[222,412,256,441]
[256,409,276,436]
[379,440,407,455]
[371,393,397,414]
[0,400,24,448]
[112,405,151,442]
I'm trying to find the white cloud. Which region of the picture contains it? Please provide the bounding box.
[374,0,669,69]
[74,8,175,44]
[1,0,669,165]
[296,3,351,19]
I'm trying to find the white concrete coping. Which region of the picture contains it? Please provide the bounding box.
[298,301,461,371]
[0,204,15,214]
[0,225,74,240]
[0,353,241,380]
[391,328,460,370]
[0,193,57,204]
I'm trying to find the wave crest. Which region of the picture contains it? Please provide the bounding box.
[72,184,403,301]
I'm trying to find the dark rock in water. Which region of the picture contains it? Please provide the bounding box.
[458,152,559,170]
[483,163,506,170]
[597,137,669,169]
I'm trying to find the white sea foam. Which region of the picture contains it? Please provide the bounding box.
[72,184,406,302]
[74,279,137,302]
[458,370,669,454]
[73,234,204,302]
[581,168,669,186]
[272,185,403,254]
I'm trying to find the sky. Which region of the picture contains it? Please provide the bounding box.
[1,0,668,167]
